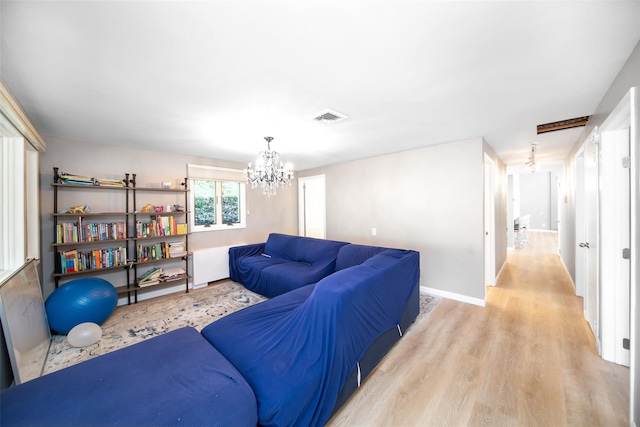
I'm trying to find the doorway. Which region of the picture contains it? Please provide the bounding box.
[575,131,600,350]
[298,175,326,239]
[484,154,496,286]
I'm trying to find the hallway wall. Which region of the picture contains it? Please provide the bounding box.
[561,40,640,281]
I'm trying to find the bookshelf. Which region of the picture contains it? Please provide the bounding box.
[51,168,191,304]
[129,174,190,303]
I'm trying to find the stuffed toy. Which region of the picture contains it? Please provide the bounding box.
[67,205,89,214]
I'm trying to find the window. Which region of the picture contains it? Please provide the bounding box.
[188,165,246,232]
[193,179,216,226]
[0,81,45,277]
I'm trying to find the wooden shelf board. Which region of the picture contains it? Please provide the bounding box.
[51,238,129,247]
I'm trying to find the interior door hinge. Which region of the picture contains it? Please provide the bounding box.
[622,248,630,260]
[622,156,631,168]
[623,338,630,350]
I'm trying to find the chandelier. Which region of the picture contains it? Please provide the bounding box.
[246,136,294,197]
[525,142,538,172]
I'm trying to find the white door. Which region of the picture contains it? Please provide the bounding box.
[629,87,639,427]
[298,175,326,239]
[600,127,631,366]
[575,152,587,298]
[576,132,600,349]
[484,154,496,286]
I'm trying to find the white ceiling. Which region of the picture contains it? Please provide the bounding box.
[2,1,639,171]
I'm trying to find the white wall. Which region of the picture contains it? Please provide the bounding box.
[508,165,562,238]
[39,136,297,299]
[300,137,507,303]
[561,40,640,282]
[519,171,551,230]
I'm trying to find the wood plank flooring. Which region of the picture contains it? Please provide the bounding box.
[327,231,629,426]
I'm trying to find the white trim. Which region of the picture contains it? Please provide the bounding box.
[483,153,496,287]
[298,174,326,239]
[494,259,507,285]
[187,164,246,183]
[0,79,45,152]
[559,253,577,294]
[26,148,40,260]
[627,86,639,426]
[420,286,486,307]
[1,137,26,271]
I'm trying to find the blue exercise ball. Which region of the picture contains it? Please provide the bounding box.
[45,277,118,335]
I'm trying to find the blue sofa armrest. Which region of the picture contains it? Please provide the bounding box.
[229,242,266,282]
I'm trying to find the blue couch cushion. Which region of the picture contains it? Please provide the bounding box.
[202,249,420,426]
[1,327,258,426]
[335,243,390,271]
[230,233,349,298]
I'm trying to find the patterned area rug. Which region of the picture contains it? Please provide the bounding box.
[44,280,441,374]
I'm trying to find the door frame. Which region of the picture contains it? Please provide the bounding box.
[298,174,326,239]
[574,147,587,298]
[627,87,639,426]
[575,128,601,352]
[484,153,496,287]
[599,114,631,367]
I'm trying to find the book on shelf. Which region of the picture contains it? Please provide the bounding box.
[135,217,179,238]
[136,267,186,286]
[56,220,127,243]
[59,173,95,186]
[176,223,187,234]
[136,242,171,261]
[58,172,125,187]
[168,242,187,258]
[138,267,162,287]
[95,178,125,187]
[162,267,186,279]
[58,246,127,274]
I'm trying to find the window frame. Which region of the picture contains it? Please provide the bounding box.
[187,165,247,233]
[0,80,45,279]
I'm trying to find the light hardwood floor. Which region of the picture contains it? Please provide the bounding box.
[327,231,629,426]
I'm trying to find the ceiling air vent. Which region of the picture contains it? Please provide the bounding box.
[537,116,589,134]
[314,109,349,124]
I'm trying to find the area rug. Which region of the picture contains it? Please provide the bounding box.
[44,280,441,374]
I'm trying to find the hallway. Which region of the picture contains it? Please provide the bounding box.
[328,231,629,426]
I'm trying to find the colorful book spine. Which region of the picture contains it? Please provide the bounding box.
[56,221,127,243]
[136,216,182,238]
[59,246,127,273]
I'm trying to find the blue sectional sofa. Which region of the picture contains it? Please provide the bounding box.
[229,233,349,297]
[1,235,420,426]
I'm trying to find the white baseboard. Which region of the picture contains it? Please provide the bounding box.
[494,259,507,285]
[558,255,577,294]
[420,286,486,307]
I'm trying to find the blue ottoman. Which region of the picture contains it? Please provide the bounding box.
[0,327,258,426]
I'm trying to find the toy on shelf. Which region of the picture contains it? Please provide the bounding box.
[66,205,89,214]
[141,204,153,213]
